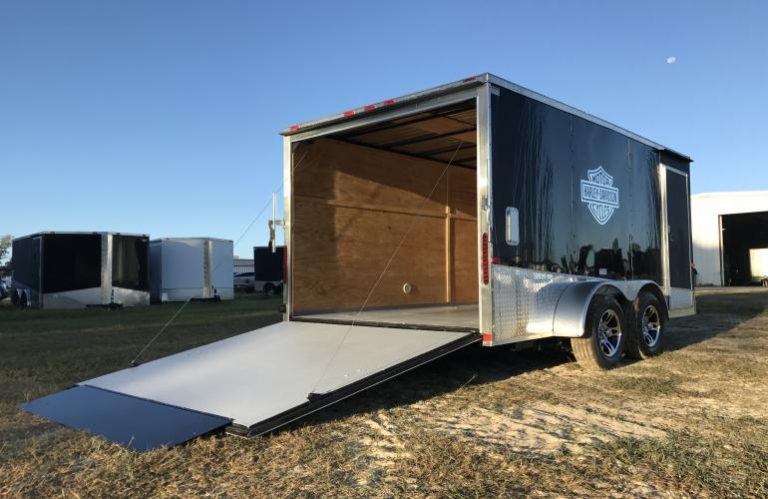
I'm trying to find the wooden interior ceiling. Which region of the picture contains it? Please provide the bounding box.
[332,101,477,169]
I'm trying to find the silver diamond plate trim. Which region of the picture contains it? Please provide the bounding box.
[492,266,585,340]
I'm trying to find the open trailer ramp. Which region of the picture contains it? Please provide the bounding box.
[22,321,479,451]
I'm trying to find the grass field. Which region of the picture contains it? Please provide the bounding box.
[1,289,767,497]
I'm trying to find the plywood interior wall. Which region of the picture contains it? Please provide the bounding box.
[292,137,478,314]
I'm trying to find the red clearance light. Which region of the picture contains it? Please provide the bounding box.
[482,333,493,343]
[289,125,300,131]
[364,104,376,111]
[482,232,489,285]
[382,99,396,105]
[463,76,477,83]
[343,110,355,117]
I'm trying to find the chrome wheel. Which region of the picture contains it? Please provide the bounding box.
[598,309,622,357]
[641,305,662,348]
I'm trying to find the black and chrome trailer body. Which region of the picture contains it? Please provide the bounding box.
[10,232,150,309]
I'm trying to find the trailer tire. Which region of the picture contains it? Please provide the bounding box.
[762,279,768,288]
[263,283,275,297]
[625,292,666,360]
[20,292,29,308]
[10,290,19,306]
[571,295,626,370]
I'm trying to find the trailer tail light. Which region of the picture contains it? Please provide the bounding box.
[482,232,489,285]
[482,333,493,344]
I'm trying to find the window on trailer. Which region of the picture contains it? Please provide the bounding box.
[290,99,479,331]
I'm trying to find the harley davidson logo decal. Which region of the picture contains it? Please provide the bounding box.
[580,166,619,225]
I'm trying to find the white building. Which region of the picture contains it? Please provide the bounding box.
[691,192,768,286]
[233,258,254,275]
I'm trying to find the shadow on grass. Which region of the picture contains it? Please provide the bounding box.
[664,289,767,352]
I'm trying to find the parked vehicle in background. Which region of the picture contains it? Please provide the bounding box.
[233,270,283,296]
[749,248,768,287]
[233,272,256,293]
[150,237,234,302]
[10,232,150,309]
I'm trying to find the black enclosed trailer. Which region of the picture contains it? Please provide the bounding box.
[10,232,150,309]
[253,245,284,295]
[23,74,692,450]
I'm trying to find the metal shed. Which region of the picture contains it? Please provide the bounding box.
[691,192,768,286]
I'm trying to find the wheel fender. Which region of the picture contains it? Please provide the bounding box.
[552,280,663,337]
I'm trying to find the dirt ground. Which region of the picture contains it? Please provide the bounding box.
[1,288,767,497]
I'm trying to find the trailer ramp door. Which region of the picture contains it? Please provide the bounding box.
[22,321,478,451]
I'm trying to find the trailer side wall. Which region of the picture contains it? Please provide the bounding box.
[490,88,664,283]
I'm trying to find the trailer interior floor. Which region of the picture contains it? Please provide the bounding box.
[294,303,479,332]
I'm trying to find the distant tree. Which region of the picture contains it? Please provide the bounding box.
[0,235,11,265]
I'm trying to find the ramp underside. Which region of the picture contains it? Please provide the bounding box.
[22,321,476,449]
[21,385,231,451]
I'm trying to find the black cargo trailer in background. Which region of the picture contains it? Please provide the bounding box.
[253,245,284,295]
[10,232,150,309]
[23,74,694,450]
[253,246,284,282]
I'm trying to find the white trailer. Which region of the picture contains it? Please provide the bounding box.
[150,238,234,302]
[22,74,694,451]
[749,248,768,286]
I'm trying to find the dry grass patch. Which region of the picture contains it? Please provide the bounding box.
[2,289,768,496]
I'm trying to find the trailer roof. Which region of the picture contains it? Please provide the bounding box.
[281,73,691,162]
[14,231,149,240]
[150,237,233,243]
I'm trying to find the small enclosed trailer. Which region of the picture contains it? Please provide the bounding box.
[23,74,693,450]
[253,245,285,295]
[150,237,234,302]
[10,232,149,309]
[749,248,768,286]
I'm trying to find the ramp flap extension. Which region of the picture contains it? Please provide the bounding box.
[21,321,478,450]
[21,385,232,452]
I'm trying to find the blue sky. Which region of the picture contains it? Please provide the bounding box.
[2,1,766,257]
